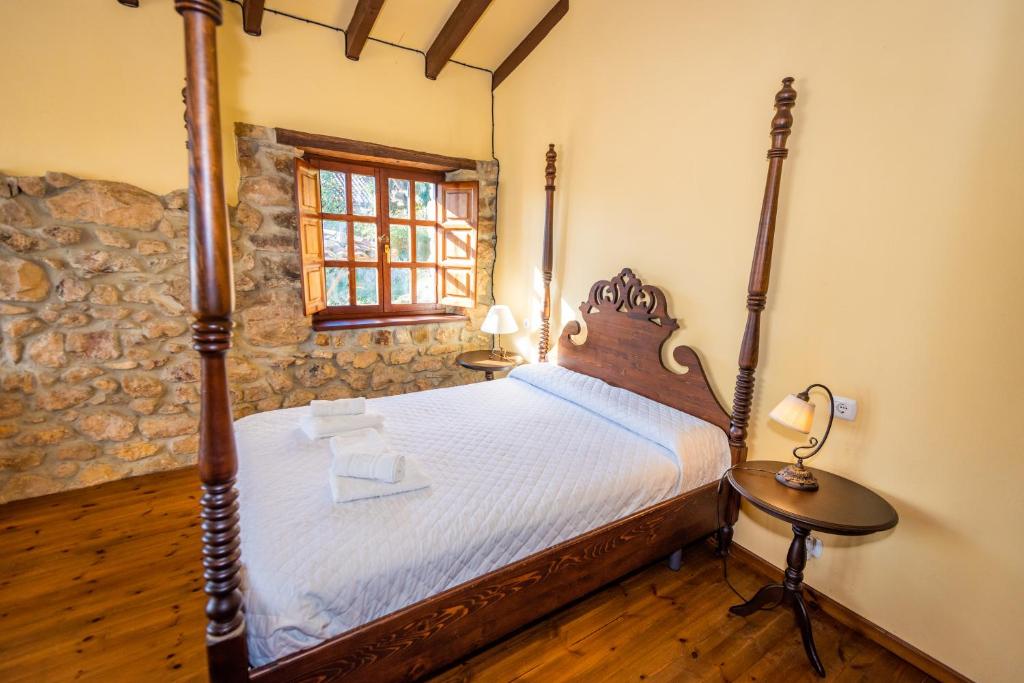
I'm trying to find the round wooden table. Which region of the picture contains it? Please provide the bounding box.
[725,461,898,677]
[455,350,524,380]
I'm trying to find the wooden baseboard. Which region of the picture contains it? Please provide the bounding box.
[725,542,973,683]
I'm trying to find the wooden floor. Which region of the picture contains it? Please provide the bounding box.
[0,468,934,683]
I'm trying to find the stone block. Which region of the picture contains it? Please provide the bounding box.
[138,413,197,439]
[295,361,338,388]
[96,228,132,248]
[27,332,66,368]
[0,197,39,229]
[36,386,94,411]
[121,373,164,398]
[15,426,73,446]
[55,442,101,461]
[0,256,49,301]
[238,176,293,207]
[66,330,120,360]
[42,225,82,245]
[45,180,163,230]
[16,176,47,197]
[78,412,136,441]
[108,441,160,462]
[0,226,47,252]
[137,239,168,255]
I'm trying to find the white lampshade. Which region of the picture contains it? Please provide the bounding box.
[481,305,518,335]
[769,393,814,434]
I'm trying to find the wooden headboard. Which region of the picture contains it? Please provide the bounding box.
[556,268,731,433]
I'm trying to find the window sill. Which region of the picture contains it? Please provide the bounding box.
[312,313,468,331]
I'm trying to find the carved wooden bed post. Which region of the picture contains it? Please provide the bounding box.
[538,144,557,361]
[719,77,798,554]
[176,1,250,681]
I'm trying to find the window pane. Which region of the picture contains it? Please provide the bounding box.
[416,267,436,303]
[416,225,436,262]
[353,222,377,261]
[391,268,412,304]
[390,224,411,262]
[355,267,378,305]
[352,174,376,216]
[415,182,435,220]
[323,220,348,260]
[388,178,410,219]
[320,170,346,214]
[325,267,350,306]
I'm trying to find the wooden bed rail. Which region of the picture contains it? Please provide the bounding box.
[176,1,249,681]
[538,144,557,361]
[720,77,798,553]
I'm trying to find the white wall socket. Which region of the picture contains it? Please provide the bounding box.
[833,396,857,421]
[806,535,823,559]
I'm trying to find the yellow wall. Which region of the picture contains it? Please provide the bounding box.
[494,1,1023,681]
[0,0,492,202]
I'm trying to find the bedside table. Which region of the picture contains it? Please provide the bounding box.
[455,350,524,381]
[724,461,898,677]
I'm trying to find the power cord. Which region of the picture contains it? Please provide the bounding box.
[715,464,783,610]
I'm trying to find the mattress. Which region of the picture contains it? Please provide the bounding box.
[235,363,730,666]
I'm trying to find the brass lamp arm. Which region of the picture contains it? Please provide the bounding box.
[791,383,834,462]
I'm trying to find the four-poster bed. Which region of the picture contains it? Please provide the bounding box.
[174,2,797,681]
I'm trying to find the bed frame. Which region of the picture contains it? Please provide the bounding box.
[174,3,797,681]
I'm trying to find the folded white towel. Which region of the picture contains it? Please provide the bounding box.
[300,413,384,440]
[310,397,366,417]
[329,460,430,504]
[330,429,405,483]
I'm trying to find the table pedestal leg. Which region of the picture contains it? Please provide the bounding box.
[728,525,825,677]
[484,370,494,381]
[729,583,784,615]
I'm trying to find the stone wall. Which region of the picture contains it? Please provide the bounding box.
[0,124,497,503]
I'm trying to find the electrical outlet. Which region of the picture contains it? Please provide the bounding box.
[806,535,823,559]
[833,396,857,421]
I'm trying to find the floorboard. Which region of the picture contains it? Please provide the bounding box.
[0,468,936,683]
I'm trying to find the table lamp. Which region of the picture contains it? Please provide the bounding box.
[481,305,518,360]
[768,383,834,491]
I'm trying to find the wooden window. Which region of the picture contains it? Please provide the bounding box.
[438,182,478,308]
[296,160,326,315]
[295,157,478,327]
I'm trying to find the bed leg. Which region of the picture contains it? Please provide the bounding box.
[667,548,684,572]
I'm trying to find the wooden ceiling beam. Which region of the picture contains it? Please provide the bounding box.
[492,0,568,90]
[346,0,386,61]
[424,0,492,80]
[242,0,265,36]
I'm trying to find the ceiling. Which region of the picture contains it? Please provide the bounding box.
[265,0,559,71]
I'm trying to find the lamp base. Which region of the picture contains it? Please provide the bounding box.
[490,347,511,361]
[775,461,819,491]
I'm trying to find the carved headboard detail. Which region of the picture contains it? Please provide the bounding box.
[557,268,731,433]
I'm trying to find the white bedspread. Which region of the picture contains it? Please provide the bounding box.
[236,363,729,666]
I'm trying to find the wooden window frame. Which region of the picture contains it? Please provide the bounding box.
[298,155,477,329]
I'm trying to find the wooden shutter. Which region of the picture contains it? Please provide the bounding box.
[439,181,478,308]
[295,158,326,315]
